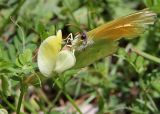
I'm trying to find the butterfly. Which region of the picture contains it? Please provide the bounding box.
[70,9,157,68]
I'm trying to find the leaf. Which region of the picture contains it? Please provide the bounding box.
[135,56,144,69]
[11,76,21,81]
[18,49,32,66]
[17,26,25,44]
[63,69,78,77]
[6,44,16,62]
[73,7,88,25]
[0,58,13,72]
[13,36,21,53]
[128,52,137,63]
[152,79,160,93]
[63,0,80,11]
[36,22,49,40]
[117,48,127,59]
[1,75,11,96]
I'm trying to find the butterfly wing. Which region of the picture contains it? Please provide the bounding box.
[87,9,156,41]
[74,40,118,68]
[74,9,156,68]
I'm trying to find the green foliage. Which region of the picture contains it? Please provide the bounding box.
[0,0,160,114]
[117,48,149,74]
[1,76,11,96]
[144,0,160,12]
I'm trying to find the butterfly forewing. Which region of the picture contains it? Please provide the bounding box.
[87,9,156,41]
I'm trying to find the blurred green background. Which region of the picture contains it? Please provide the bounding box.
[0,0,160,114]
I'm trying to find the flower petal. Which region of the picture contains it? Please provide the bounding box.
[37,30,62,77]
[54,50,76,73]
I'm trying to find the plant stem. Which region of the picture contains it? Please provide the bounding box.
[16,82,25,114]
[52,90,62,104]
[55,80,82,114]
[132,48,160,64]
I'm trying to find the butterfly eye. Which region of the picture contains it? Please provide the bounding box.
[81,32,87,40]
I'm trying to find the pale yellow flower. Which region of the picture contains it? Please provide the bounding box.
[37,30,76,77]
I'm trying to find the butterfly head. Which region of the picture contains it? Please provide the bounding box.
[71,31,90,51]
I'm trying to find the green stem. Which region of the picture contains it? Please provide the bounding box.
[0,0,25,36]
[55,80,82,114]
[52,91,62,104]
[16,82,25,114]
[132,48,160,64]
